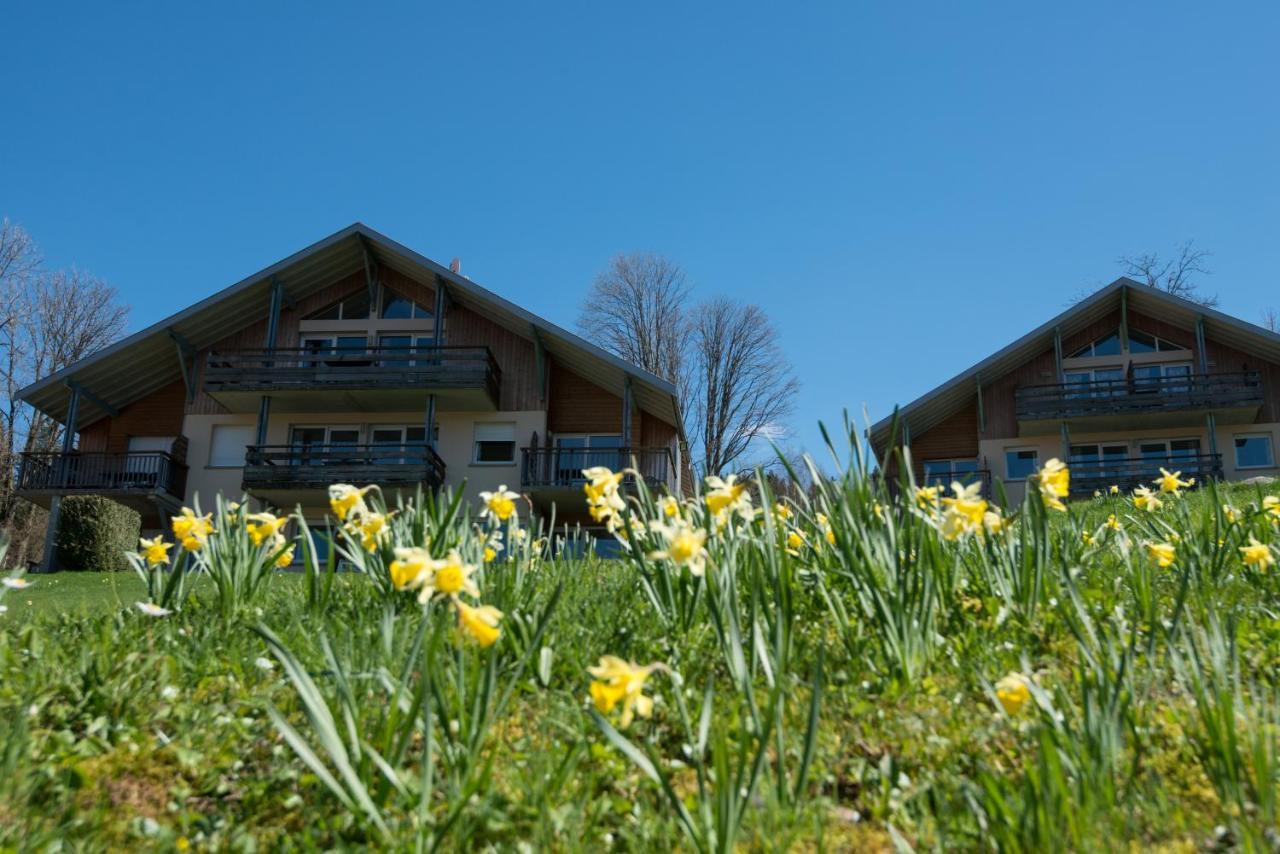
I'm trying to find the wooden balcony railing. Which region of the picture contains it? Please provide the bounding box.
[1067,453,1221,496]
[520,447,675,491]
[205,345,501,401]
[17,451,188,499]
[1016,371,1262,422]
[243,443,446,491]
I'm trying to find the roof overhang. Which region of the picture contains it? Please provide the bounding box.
[19,224,685,438]
[867,277,1280,455]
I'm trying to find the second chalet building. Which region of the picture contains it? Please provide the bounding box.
[15,224,684,545]
[869,278,1280,502]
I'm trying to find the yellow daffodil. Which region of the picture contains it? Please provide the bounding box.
[389,546,434,591]
[479,486,520,522]
[939,481,987,540]
[1156,467,1192,495]
[704,474,755,523]
[649,520,709,576]
[139,536,172,567]
[1264,496,1280,520]
[872,502,885,521]
[418,550,480,604]
[1239,536,1275,570]
[1133,486,1162,513]
[483,545,498,563]
[456,600,503,647]
[786,530,805,551]
[1036,458,1069,512]
[914,485,940,510]
[275,545,295,568]
[658,495,681,518]
[1145,541,1177,568]
[328,484,374,522]
[1105,514,1122,532]
[588,655,666,729]
[773,502,793,523]
[2,577,32,590]
[1093,489,1101,498]
[583,466,627,526]
[172,507,214,551]
[135,601,171,617]
[1082,530,1094,545]
[982,509,1007,535]
[995,672,1032,715]
[1109,484,1120,495]
[1223,504,1240,524]
[246,512,288,547]
[355,512,388,553]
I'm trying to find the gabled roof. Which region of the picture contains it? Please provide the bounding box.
[19,223,684,434]
[868,277,1280,453]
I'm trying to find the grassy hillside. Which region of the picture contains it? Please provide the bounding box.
[1,449,1278,850]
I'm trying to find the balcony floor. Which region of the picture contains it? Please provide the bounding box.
[207,385,496,414]
[1019,403,1260,436]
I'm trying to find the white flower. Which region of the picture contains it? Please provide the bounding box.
[135,601,172,617]
[0,605,7,615]
[2,577,32,590]
[160,685,179,701]
[254,657,275,672]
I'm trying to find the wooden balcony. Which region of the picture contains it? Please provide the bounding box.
[203,346,501,413]
[520,447,676,512]
[17,450,188,520]
[1015,371,1263,434]
[1067,453,1221,497]
[242,443,446,504]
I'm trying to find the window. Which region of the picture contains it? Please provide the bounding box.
[301,335,370,367]
[1234,434,1275,470]
[370,425,433,464]
[1005,449,1038,480]
[1069,443,1128,478]
[922,458,980,488]
[310,290,372,320]
[377,334,435,366]
[1127,329,1189,354]
[1132,362,1192,394]
[553,435,624,483]
[379,290,433,320]
[1067,330,1122,358]
[290,426,361,465]
[1064,366,1123,398]
[473,422,516,464]
[209,424,255,467]
[1138,438,1201,462]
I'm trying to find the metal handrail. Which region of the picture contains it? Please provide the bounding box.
[520,446,675,489]
[1067,453,1221,494]
[17,450,188,497]
[1016,370,1262,419]
[243,443,447,488]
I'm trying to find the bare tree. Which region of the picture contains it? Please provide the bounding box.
[577,252,691,393]
[1118,240,1217,307]
[689,298,799,476]
[0,220,127,562]
[1262,307,1279,334]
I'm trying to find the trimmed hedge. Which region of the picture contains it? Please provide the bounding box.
[54,496,141,572]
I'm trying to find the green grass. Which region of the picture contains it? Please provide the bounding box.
[1,464,1279,851]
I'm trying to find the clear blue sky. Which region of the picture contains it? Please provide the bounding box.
[6,2,1280,461]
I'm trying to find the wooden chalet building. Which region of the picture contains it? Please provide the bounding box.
[17,224,684,567]
[869,278,1280,502]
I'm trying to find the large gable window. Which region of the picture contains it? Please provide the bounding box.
[1126,329,1188,354]
[307,286,432,322]
[1067,329,1122,358]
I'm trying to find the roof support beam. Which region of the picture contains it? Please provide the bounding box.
[532,327,548,403]
[975,372,985,436]
[1060,421,1071,463]
[168,328,196,403]
[65,379,117,421]
[621,376,634,450]
[359,236,380,303]
[1195,314,1209,375]
[1053,325,1064,382]
[432,278,448,343]
[1119,285,1129,353]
